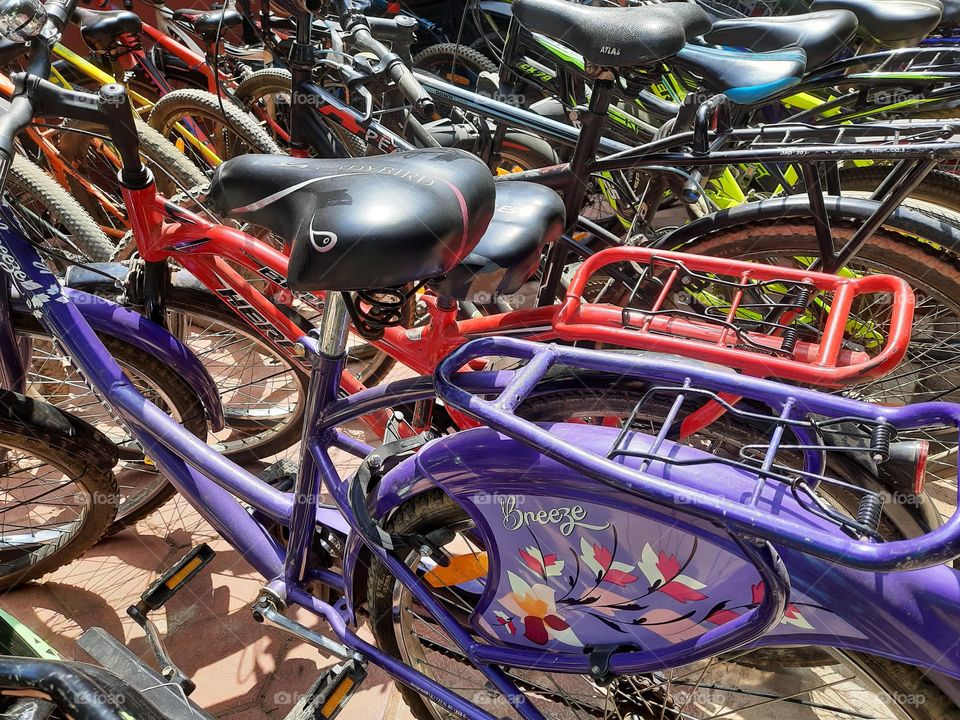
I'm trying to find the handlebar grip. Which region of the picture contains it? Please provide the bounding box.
[389,63,435,119]
[349,24,436,120]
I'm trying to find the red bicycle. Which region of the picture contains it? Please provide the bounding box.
[96,148,914,449]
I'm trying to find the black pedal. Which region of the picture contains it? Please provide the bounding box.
[126,545,214,697]
[259,459,299,492]
[134,543,215,614]
[284,659,366,720]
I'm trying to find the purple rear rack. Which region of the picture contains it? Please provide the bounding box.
[435,336,960,571]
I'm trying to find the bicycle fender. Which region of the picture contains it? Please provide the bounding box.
[659,195,960,252]
[16,288,225,431]
[359,425,960,679]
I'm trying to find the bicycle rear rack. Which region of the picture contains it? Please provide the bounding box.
[435,336,960,572]
[554,247,914,385]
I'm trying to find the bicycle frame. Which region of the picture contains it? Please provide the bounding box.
[9,208,960,718]
[0,198,586,719]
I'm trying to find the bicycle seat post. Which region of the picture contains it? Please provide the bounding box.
[288,10,315,155]
[317,291,350,359]
[283,289,350,584]
[537,69,615,306]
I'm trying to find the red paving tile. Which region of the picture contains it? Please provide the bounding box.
[1,492,414,719]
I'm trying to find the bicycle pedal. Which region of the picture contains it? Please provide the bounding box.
[134,543,215,614]
[259,459,299,492]
[283,659,367,720]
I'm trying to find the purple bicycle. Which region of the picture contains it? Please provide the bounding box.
[3,1,960,718]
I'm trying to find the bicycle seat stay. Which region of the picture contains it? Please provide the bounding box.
[206,150,497,291]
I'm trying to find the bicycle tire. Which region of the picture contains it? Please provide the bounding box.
[412,43,498,80]
[413,43,499,127]
[147,87,283,164]
[11,311,208,533]
[7,154,114,263]
[0,390,117,592]
[234,68,367,157]
[838,166,960,225]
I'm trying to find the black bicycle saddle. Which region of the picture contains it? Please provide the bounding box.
[810,0,942,45]
[512,0,711,68]
[206,150,496,292]
[74,8,142,53]
[703,10,857,70]
[172,7,244,41]
[940,0,960,27]
[431,182,565,301]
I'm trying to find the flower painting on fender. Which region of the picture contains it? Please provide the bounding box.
[580,537,639,587]
[497,572,582,647]
[637,543,707,603]
[519,545,565,579]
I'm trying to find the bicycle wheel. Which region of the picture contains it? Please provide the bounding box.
[838,166,960,226]
[413,43,498,93]
[12,311,207,533]
[368,490,959,720]
[234,68,366,156]
[0,390,117,591]
[147,88,283,171]
[674,219,960,520]
[55,118,208,242]
[154,286,310,460]
[6,154,113,266]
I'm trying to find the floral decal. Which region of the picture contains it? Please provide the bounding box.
[699,582,819,629]
[580,537,638,586]
[637,544,707,603]
[473,497,864,652]
[520,546,564,578]
[496,572,581,646]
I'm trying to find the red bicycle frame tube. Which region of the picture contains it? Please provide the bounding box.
[123,182,392,437]
[139,22,227,94]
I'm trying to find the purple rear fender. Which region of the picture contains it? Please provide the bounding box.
[351,424,960,681]
[18,289,224,430]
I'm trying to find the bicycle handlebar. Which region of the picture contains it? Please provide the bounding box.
[0,0,147,187]
[0,0,75,167]
[333,0,435,118]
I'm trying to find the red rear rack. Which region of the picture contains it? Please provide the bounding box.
[553,247,914,386]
